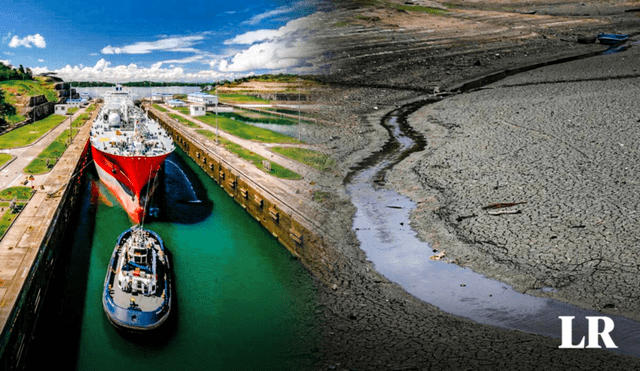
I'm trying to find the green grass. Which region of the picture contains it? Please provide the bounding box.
[5,113,26,125]
[0,80,58,105]
[0,203,26,240]
[196,113,302,144]
[0,186,33,200]
[271,147,336,171]
[86,104,96,112]
[153,104,167,112]
[195,129,302,180]
[67,107,78,114]
[0,114,66,149]
[72,113,90,127]
[0,153,12,168]
[217,93,271,104]
[24,129,79,174]
[173,107,190,114]
[169,113,200,128]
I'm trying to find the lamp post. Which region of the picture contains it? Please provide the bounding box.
[68,81,72,145]
[215,85,219,144]
[298,78,301,141]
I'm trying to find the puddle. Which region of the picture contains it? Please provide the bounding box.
[346,104,640,357]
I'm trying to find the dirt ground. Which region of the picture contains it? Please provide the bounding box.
[294,1,640,370]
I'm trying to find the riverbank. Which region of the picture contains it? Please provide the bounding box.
[301,1,640,369]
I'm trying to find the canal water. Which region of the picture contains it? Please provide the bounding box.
[26,147,321,370]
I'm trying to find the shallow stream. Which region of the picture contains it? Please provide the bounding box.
[346,102,640,357]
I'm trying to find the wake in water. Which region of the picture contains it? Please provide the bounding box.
[156,152,213,224]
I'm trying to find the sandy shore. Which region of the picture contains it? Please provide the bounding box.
[296,1,640,369]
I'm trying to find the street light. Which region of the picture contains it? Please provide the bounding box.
[215,85,219,144]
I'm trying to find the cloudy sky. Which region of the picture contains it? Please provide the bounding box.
[0,0,331,82]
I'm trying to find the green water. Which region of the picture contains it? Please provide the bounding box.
[27,148,320,370]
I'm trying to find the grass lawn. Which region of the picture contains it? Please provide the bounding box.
[86,104,96,112]
[196,113,302,144]
[195,129,302,180]
[218,93,271,104]
[0,153,12,168]
[0,186,33,200]
[0,202,27,240]
[169,113,200,128]
[68,107,79,114]
[153,104,167,112]
[271,147,336,171]
[72,113,90,127]
[5,113,26,125]
[0,114,66,149]
[24,129,79,174]
[173,107,190,114]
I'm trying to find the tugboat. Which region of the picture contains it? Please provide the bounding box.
[90,85,175,223]
[102,226,172,332]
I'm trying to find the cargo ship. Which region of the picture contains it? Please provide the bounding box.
[90,85,174,223]
[102,226,172,332]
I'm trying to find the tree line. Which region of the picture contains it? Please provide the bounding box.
[0,62,33,82]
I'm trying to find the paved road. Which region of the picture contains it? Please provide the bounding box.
[0,104,94,191]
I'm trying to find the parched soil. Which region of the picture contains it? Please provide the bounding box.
[294,1,640,370]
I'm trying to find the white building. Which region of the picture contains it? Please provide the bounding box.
[189,105,206,116]
[187,92,218,105]
[54,104,69,115]
[150,93,164,102]
[66,99,86,107]
[167,99,186,107]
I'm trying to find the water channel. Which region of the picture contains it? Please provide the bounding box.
[26,148,321,370]
[346,101,640,358]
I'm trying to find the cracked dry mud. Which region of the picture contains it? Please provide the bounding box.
[294,1,640,370]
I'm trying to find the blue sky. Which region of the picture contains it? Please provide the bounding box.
[0,0,331,82]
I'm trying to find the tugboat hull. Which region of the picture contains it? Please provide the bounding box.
[102,227,172,332]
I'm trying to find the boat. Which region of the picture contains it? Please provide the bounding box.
[102,226,172,332]
[597,33,629,45]
[90,85,174,223]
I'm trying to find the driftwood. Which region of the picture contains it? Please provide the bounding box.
[482,201,527,210]
[487,209,521,216]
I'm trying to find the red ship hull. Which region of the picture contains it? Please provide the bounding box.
[91,146,169,223]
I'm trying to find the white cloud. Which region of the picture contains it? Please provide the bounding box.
[8,34,46,48]
[242,6,294,25]
[31,58,237,83]
[219,12,327,73]
[101,35,204,55]
[38,59,44,62]
[0,59,11,67]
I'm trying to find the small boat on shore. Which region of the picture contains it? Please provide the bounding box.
[102,226,172,332]
[597,33,629,45]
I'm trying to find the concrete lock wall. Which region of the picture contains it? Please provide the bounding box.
[0,120,94,370]
[147,108,339,286]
